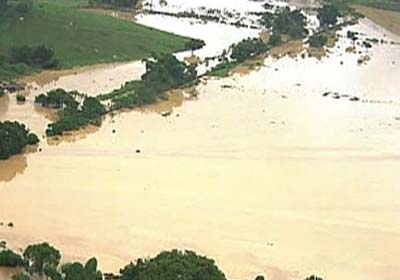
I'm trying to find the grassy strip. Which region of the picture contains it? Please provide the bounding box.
[0,0,190,80]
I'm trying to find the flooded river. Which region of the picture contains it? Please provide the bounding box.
[1,1,400,280]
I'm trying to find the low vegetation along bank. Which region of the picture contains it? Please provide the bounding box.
[0,241,323,280]
[33,53,198,136]
[0,0,190,81]
[208,2,362,77]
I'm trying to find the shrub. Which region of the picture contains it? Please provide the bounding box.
[16,94,26,102]
[318,5,339,27]
[309,33,328,48]
[230,37,268,62]
[0,121,31,159]
[27,133,39,145]
[0,249,26,267]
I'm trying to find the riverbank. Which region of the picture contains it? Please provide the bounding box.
[0,0,190,81]
[354,5,400,36]
[1,1,400,280]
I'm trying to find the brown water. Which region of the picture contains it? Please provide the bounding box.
[1,14,400,280]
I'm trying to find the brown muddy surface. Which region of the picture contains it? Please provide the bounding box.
[355,5,400,37]
[1,11,400,280]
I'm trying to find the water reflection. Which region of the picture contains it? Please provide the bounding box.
[0,155,28,183]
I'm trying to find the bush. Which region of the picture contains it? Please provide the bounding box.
[0,121,32,159]
[0,249,26,267]
[230,37,268,62]
[27,133,39,145]
[0,88,4,97]
[8,45,58,69]
[272,8,308,39]
[318,5,340,27]
[16,94,26,102]
[309,33,328,48]
[37,89,106,136]
[185,39,206,53]
[12,273,31,280]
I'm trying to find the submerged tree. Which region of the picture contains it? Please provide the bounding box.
[23,242,61,276]
[317,5,340,27]
[120,250,226,280]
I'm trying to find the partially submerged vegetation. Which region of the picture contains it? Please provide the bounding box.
[208,7,310,77]
[0,121,39,160]
[0,241,323,280]
[35,89,106,136]
[35,53,197,136]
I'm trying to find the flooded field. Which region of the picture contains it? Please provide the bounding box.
[1,1,400,280]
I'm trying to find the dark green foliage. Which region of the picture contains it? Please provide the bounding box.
[0,121,36,159]
[230,38,268,62]
[120,250,226,280]
[0,0,7,8]
[308,33,328,48]
[304,276,323,280]
[44,265,63,280]
[12,273,31,280]
[61,258,102,280]
[208,61,235,77]
[259,11,275,28]
[347,30,358,41]
[318,5,340,27]
[0,88,4,97]
[15,0,33,14]
[141,53,197,92]
[255,276,265,280]
[268,31,282,47]
[185,39,206,54]
[36,89,105,136]
[23,242,61,276]
[0,249,26,267]
[27,133,39,145]
[9,45,58,69]
[272,8,308,39]
[88,0,139,8]
[82,97,106,119]
[107,53,197,110]
[16,94,26,102]
[35,88,77,109]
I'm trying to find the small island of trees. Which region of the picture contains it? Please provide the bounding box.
[0,121,39,160]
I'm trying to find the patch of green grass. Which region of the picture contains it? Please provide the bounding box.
[353,0,400,11]
[326,0,400,12]
[0,1,190,79]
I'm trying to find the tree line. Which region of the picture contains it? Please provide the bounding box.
[0,241,323,280]
[88,0,139,9]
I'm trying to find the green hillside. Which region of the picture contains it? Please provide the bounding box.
[0,0,190,79]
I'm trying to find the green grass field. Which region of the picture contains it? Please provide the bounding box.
[350,0,400,11]
[328,0,400,12]
[0,0,190,78]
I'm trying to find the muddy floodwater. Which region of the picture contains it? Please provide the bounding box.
[1,1,400,280]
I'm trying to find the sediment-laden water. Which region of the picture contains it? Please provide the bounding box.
[1,1,400,280]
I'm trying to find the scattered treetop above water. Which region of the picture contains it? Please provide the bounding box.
[0,121,39,160]
[0,241,324,280]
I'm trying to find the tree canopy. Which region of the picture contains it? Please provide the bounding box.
[272,8,308,39]
[317,5,340,27]
[23,242,61,276]
[120,250,227,280]
[0,121,39,160]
